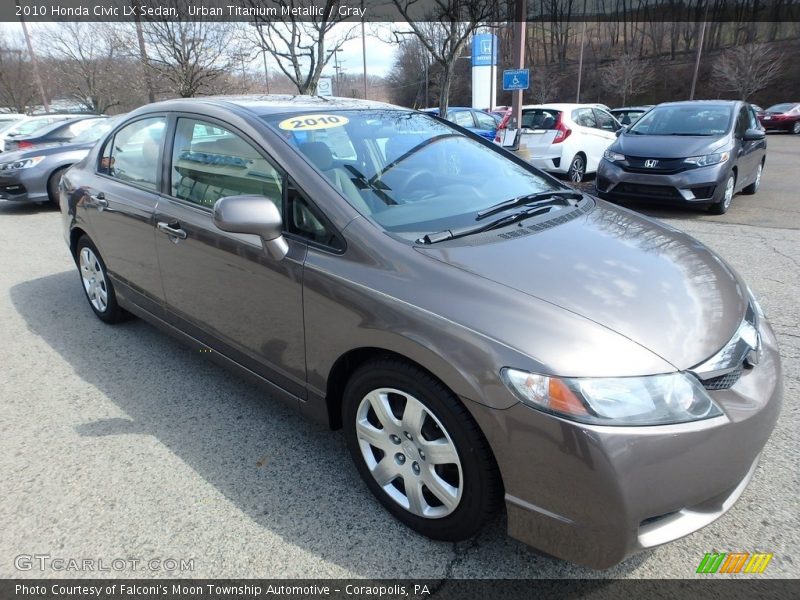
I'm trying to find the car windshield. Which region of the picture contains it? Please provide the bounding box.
[627,104,733,136]
[263,110,563,238]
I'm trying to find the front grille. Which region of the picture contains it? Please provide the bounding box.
[622,156,687,175]
[701,365,744,390]
[614,182,683,199]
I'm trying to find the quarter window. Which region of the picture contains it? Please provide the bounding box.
[170,118,283,211]
[475,112,498,130]
[99,117,166,191]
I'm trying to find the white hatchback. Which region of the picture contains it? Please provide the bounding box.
[496,103,622,182]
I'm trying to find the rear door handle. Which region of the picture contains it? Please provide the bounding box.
[89,192,108,209]
[157,221,188,240]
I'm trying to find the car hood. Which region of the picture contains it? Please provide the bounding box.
[416,201,748,370]
[615,133,727,158]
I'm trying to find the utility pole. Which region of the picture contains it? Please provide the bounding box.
[16,1,49,113]
[510,0,527,131]
[576,8,587,102]
[132,1,155,103]
[690,1,710,100]
[361,0,367,99]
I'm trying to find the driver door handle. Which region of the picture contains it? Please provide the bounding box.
[89,192,108,209]
[157,221,188,240]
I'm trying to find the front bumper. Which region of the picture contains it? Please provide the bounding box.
[467,319,782,569]
[595,158,728,205]
[0,167,49,203]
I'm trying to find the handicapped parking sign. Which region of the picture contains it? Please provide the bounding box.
[503,69,529,91]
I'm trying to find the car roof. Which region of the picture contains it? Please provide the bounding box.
[520,103,605,111]
[611,106,653,111]
[138,95,400,117]
[654,100,740,108]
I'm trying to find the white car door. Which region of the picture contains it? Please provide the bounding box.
[570,108,608,173]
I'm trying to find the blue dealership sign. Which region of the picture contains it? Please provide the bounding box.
[471,33,498,67]
[503,69,530,91]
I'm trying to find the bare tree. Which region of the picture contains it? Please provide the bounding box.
[40,23,129,113]
[0,40,37,112]
[246,0,355,95]
[143,19,233,98]
[711,43,784,100]
[530,67,563,104]
[392,1,495,118]
[600,53,654,106]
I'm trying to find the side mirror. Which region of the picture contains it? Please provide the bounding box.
[743,128,766,141]
[615,127,625,137]
[213,195,288,260]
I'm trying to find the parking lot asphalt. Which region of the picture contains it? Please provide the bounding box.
[0,134,797,580]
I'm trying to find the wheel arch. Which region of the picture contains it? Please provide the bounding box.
[326,347,459,430]
[69,227,89,262]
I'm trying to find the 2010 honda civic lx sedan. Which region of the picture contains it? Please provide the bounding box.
[60,96,782,569]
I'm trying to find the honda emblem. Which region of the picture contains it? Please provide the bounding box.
[644,159,659,168]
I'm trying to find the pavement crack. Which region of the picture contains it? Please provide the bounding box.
[427,538,481,598]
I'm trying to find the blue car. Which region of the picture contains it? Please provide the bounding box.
[423,107,501,140]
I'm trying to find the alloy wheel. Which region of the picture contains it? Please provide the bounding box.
[80,247,108,313]
[569,156,585,182]
[355,387,463,519]
[754,164,762,190]
[793,121,800,134]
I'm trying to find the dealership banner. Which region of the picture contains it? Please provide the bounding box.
[3,0,800,23]
[3,579,800,600]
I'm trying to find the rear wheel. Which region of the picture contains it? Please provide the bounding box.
[47,167,68,208]
[76,236,130,324]
[342,359,502,541]
[567,154,586,183]
[742,161,763,195]
[792,121,800,135]
[709,173,735,215]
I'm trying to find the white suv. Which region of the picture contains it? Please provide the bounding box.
[496,103,622,182]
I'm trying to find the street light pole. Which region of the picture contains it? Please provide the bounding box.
[361,0,368,99]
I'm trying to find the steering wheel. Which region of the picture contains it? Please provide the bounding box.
[402,169,437,194]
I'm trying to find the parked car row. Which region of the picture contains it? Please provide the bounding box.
[0,115,114,205]
[486,98,786,214]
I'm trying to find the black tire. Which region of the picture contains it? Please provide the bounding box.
[567,154,586,183]
[75,236,131,324]
[342,358,502,542]
[709,172,735,215]
[47,167,68,207]
[742,161,763,195]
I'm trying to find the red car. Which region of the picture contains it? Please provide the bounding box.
[758,102,800,134]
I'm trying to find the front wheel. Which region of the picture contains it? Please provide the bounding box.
[792,121,800,135]
[742,162,763,195]
[342,359,502,541]
[47,167,69,207]
[709,173,735,215]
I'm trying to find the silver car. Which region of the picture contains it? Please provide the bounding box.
[61,96,781,569]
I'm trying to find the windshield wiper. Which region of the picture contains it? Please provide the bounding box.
[418,204,560,244]
[475,190,582,220]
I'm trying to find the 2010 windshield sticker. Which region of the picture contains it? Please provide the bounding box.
[278,115,349,131]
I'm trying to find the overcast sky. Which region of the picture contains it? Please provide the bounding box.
[0,21,401,79]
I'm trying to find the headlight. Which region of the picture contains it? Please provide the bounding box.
[684,151,730,167]
[500,368,723,426]
[0,156,45,171]
[603,149,625,162]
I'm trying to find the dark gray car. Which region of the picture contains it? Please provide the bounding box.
[60,96,781,569]
[597,100,766,214]
[0,117,119,206]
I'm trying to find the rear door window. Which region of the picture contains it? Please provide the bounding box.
[450,110,476,128]
[572,108,597,128]
[474,111,498,130]
[593,109,619,132]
